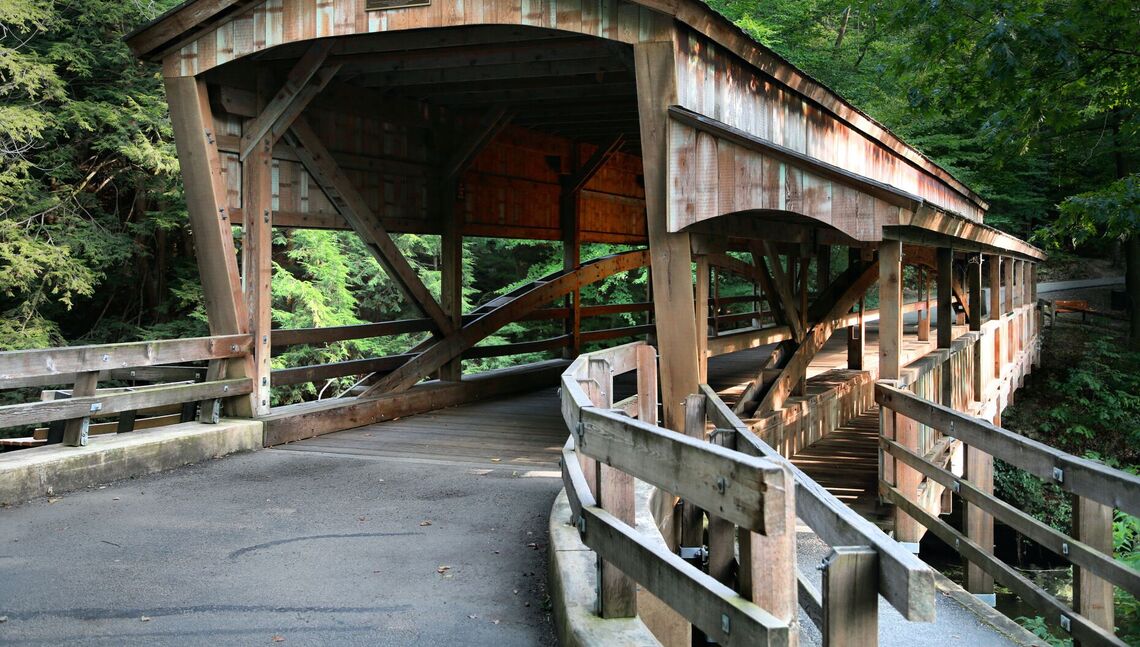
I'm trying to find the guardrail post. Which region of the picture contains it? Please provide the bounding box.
[822,546,878,647]
[964,443,995,599]
[588,356,636,618]
[198,359,227,424]
[62,371,99,446]
[879,382,922,550]
[635,345,658,426]
[740,463,798,642]
[1073,496,1114,639]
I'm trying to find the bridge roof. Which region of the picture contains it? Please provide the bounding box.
[127,0,1045,260]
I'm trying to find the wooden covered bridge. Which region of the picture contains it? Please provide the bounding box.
[2,0,1139,644]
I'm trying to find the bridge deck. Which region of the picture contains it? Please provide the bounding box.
[0,326,1025,646]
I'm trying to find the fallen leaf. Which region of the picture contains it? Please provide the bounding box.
[437,565,451,574]
[112,497,120,501]
[358,516,367,522]
[0,616,8,623]
[492,619,500,625]
[419,520,432,527]
[490,458,501,463]
[467,614,478,620]
[272,635,286,643]
[47,497,61,504]
[140,616,151,622]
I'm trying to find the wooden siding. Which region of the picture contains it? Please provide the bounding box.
[215,109,647,241]
[666,119,902,242]
[162,0,672,77]
[672,27,984,225]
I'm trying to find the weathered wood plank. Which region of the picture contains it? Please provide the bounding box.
[0,335,252,382]
[877,384,1140,516]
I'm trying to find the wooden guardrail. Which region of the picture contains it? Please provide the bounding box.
[0,335,254,447]
[559,341,936,645]
[877,381,1140,647]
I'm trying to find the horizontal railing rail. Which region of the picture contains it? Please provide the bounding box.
[701,384,937,625]
[0,334,254,447]
[559,341,797,644]
[877,380,1138,647]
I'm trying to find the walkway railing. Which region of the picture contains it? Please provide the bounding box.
[878,383,1140,647]
[0,335,253,447]
[559,341,937,646]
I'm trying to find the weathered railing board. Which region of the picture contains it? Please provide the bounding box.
[883,484,1126,647]
[0,378,252,429]
[701,383,936,622]
[575,407,787,534]
[0,334,253,381]
[877,384,1140,516]
[882,438,1140,597]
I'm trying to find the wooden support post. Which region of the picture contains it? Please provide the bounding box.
[439,199,463,381]
[880,241,921,546]
[242,91,274,415]
[739,464,798,644]
[1073,496,1115,640]
[917,267,931,342]
[681,392,708,642]
[61,371,99,446]
[761,242,805,342]
[988,255,1001,322]
[635,344,658,426]
[197,359,227,424]
[1003,256,1014,315]
[592,357,636,619]
[964,445,995,596]
[712,266,721,336]
[636,41,699,432]
[879,240,904,380]
[937,247,953,349]
[848,296,865,371]
[695,255,710,383]
[164,77,254,417]
[968,255,983,333]
[822,546,878,647]
[561,146,582,359]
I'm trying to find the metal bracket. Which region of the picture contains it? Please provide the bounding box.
[679,546,707,561]
[1053,466,1064,483]
[1060,615,1071,632]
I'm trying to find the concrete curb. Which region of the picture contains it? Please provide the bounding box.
[0,419,263,506]
[548,489,662,647]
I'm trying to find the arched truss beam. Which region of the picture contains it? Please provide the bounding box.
[359,249,651,396]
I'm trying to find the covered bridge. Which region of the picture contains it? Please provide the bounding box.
[3,0,1136,646]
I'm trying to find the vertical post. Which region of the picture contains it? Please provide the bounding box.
[1073,496,1115,638]
[439,186,463,380]
[968,255,983,333]
[681,393,708,643]
[164,77,254,417]
[917,267,931,342]
[1003,256,1014,315]
[937,247,953,349]
[61,371,99,446]
[964,445,995,599]
[848,296,865,370]
[635,344,658,426]
[711,266,721,336]
[635,40,699,432]
[988,255,1001,321]
[879,240,904,380]
[817,245,831,292]
[740,465,798,645]
[562,144,582,359]
[822,546,878,647]
[589,357,636,618]
[242,82,274,414]
[695,255,710,383]
[880,240,921,548]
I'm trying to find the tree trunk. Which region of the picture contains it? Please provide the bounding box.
[1127,235,1140,350]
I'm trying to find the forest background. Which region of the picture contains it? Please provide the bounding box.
[2,0,1139,641]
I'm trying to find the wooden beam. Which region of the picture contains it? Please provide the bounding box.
[164,77,254,417]
[284,117,454,336]
[879,240,904,380]
[565,134,624,194]
[636,41,699,433]
[753,262,879,416]
[968,255,983,333]
[937,247,953,349]
[823,547,878,647]
[759,242,805,342]
[238,42,335,161]
[443,106,512,182]
[695,255,710,383]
